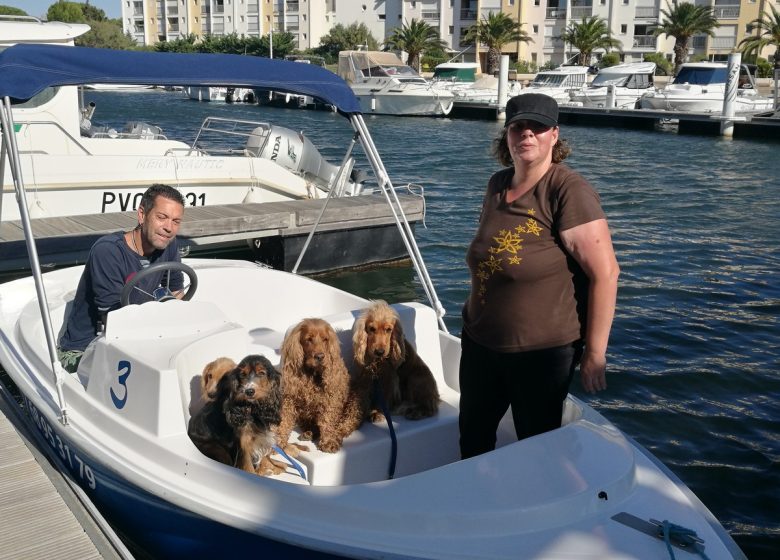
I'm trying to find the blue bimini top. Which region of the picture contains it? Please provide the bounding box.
[0,43,361,114]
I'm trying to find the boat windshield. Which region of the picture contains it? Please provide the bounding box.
[673,66,727,85]
[530,73,567,87]
[433,67,477,83]
[363,64,419,78]
[591,73,630,87]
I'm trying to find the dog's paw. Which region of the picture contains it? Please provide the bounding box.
[369,410,386,423]
[318,439,342,454]
[282,443,309,457]
[257,456,286,476]
[298,430,314,441]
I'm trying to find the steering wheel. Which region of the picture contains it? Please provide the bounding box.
[120,261,198,306]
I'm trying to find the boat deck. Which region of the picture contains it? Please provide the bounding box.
[0,193,424,275]
[0,383,128,559]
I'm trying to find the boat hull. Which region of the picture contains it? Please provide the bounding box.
[0,262,745,560]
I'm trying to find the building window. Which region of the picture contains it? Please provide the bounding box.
[534,0,540,5]
[379,14,385,20]
[620,24,627,33]
[622,0,628,4]
[448,25,454,34]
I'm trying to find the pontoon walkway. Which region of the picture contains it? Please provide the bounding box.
[0,194,425,275]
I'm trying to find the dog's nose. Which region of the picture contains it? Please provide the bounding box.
[244,388,255,397]
[314,352,325,362]
[373,348,385,357]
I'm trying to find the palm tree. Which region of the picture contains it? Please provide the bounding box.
[385,19,446,72]
[653,2,719,75]
[738,6,780,70]
[559,16,622,66]
[462,12,532,75]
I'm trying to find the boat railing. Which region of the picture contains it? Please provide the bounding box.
[190,116,274,153]
[8,120,92,155]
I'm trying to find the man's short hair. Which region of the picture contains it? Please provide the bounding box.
[140,184,185,213]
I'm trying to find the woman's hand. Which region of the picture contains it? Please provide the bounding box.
[580,350,607,394]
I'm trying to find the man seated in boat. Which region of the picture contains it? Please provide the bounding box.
[57,184,186,373]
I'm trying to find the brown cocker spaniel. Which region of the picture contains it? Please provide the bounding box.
[352,301,440,422]
[199,356,236,402]
[278,318,363,454]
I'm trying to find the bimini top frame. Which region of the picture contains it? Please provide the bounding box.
[0,45,446,425]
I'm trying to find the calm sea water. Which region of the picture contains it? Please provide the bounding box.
[22,90,780,557]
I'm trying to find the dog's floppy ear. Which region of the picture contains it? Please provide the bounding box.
[325,323,343,362]
[390,314,406,367]
[281,322,305,374]
[215,366,236,403]
[352,311,368,367]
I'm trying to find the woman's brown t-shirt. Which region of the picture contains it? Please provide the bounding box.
[462,163,606,352]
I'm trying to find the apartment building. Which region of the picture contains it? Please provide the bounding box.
[123,0,777,68]
[121,0,272,45]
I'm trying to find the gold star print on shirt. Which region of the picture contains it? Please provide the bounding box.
[476,210,543,304]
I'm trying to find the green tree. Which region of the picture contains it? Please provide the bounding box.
[559,16,622,66]
[155,34,199,53]
[643,52,673,76]
[652,2,719,75]
[317,23,379,62]
[463,12,532,75]
[0,5,27,16]
[738,6,780,70]
[599,52,621,68]
[77,19,136,49]
[47,1,86,22]
[385,18,446,72]
[81,2,107,22]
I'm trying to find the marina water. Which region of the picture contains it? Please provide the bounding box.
[23,90,780,557]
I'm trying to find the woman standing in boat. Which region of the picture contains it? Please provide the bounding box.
[459,94,620,459]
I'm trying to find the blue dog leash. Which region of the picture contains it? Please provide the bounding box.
[373,379,398,480]
[272,445,307,480]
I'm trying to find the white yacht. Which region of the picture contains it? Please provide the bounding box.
[432,62,523,108]
[517,65,590,102]
[337,50,454,116]
[639,62,774,113]
[569,62,656,108]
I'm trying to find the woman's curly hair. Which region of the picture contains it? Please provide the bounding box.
[491,127,572,167]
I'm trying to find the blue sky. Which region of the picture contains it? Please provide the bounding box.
[4,1,121,20]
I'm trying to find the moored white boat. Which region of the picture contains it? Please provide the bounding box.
[0,36,746,560]
[432,62,523,108]
[569,62,656,109]
[185,85,256,103]
[338,50,454,116]
[515,65,590,103]
[0,19,368,227]
[639,62,774,113]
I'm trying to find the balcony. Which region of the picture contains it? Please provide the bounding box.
[543,38,565,48]
[546,8,567,19]
[422,11,440,21]
[713,6,739,19]
[286,1,299,13]
[691,36,707,48]
[710,36,736,49]
[460,9,477,20]
[632,35,655,48]
[571,7,593,18]
[634,7,658,19]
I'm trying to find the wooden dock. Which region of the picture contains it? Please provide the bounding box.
[451,100,780,139]
[0,193,425,275]
[0,382,129,559]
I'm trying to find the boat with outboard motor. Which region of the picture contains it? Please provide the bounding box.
[0,42,745,560]
[337,50,454,116]
[568,62,656,109]
[639,62,773,113]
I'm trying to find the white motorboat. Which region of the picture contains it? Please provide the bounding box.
[185,85,256,103]
[432,62,523,108]
[516,65,591,102]
[0,21,368,223]
[639,62,774,113]
[337,50,454,116]
[569,62,656,109]
[0,40,746,560]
